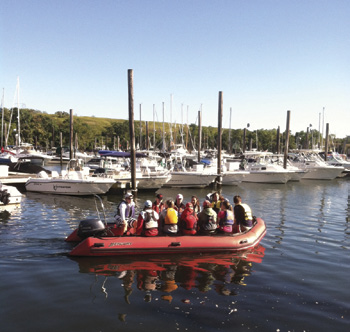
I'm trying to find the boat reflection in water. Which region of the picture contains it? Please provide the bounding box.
[71,245,265,304]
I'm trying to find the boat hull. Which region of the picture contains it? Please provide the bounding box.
[25,178,115,195]
[1,184,22,205]
[221,171,248,185]
[68,218,266,257]
[243,172,291,184]
[163,172,216,188]
[302,166,344,180]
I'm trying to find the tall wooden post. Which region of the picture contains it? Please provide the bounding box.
[60,132,63,168]
[51,123,55,149]
[74,132,78,158]
[243,128,246,153]
[69,109,73,160]
[216,91,223,185]
[117,136,120,151]
[276,126,280,154]
[283,111,291,169]
[198,110,202,162]
[128,69,137,194]
[324,123,329,161]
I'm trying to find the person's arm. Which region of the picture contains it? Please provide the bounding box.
[119,203,126,221]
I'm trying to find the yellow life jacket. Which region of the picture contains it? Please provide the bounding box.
[165,208,178,225]
[211,201,221,210]
[241,203,253,220]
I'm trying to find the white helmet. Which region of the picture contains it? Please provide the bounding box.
[144,200,152,208]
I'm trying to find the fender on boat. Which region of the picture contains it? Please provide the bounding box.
[68,218,266,257]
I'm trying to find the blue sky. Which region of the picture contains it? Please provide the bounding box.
[1,0,349,137]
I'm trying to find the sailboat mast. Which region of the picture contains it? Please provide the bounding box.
[1,89,4,148]
[153,104,156,151]
[170,94,173,148]
[229,107,232,154]
[162,102,165,152]
[17,77,20,147]
[139,104,142,150]
[181,103,184,146]
[186,105,189,150]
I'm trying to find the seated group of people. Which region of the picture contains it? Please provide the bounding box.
[115,192,254,237]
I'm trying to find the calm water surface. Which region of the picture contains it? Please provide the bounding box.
[1,179,349,332]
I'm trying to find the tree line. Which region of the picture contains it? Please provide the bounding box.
[0,107,346,154]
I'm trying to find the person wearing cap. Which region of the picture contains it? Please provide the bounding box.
[174,193,186,219]
[179,202,198,235]
[197,200,217,235]
[114,192,136,235]
[135,200,159,237]
[152,193,164,214]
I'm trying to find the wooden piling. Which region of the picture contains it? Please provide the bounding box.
[128,69,137,195]
[276,126,280,154]
[60,132,63,168]
[243,128,246,153]
[74,133,78,159]
[283,111,291,169]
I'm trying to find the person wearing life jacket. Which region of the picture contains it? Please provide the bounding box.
[179,202,198,235]
[137,269,159,302]
[174,193,186,219]
[152,193,164,214]
[163,199,178,235]
[197,200,217,235]
[217,200,234,233]
[136,200,159,237]
[114,192,136,235]
[233,195,253,232]
[208,192,221,214]
[160,265,178,299]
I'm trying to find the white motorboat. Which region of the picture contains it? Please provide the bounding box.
[269,154,307,181]
[25,159,115,195]
[92,154,171,190]
[221,161,248,185]
[323,152,350,177]
[241,152,293,184]
[163,163,217,188]
[289,151,344,180]
[0,182,22,212]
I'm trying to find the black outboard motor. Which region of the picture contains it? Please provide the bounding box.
[77,218,106,239]
[0,189,10,205]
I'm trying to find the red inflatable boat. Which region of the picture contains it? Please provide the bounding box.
[67,217,266,257]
